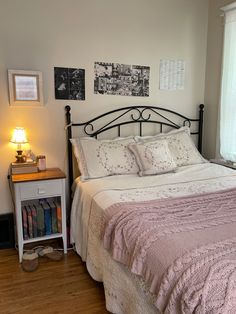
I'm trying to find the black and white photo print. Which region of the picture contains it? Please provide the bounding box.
[94,62,150,97]
[54,67,85,100]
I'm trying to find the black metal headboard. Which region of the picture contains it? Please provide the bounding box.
[65,104,204,195]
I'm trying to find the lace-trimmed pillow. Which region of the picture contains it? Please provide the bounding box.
[128,139,177,176]
[135,126,207,167]
[70,137,139,181]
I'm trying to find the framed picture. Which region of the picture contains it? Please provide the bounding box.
[54,67,85,100]
[8,70,44,106]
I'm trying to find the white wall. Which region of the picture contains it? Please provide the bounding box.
[204,0,235,158]
[0,0,208,214]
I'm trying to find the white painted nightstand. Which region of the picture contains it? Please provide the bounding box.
[10,168,67,262]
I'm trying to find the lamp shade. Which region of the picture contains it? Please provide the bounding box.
[10,127,28,144]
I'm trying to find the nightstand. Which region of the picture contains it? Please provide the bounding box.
[10,168,67,262]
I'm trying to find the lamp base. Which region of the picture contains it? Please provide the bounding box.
[15,150,25,163]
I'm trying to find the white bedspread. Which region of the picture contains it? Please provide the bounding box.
[71,163,236,313]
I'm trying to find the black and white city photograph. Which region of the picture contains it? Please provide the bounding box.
[94,62,150,97]
[54,67,85,100]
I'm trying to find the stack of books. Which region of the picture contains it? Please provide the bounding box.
[22,198,62,240]
[11,162,38,174]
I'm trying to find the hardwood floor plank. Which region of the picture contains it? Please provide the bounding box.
[0,249,109,314]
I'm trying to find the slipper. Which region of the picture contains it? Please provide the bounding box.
[22,251,39,272]
[35,246,63,261]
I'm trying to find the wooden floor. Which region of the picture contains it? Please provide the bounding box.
[0,249,110,314]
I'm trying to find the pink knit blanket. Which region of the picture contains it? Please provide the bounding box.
[103,187,236,313]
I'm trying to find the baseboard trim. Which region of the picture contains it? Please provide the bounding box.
[0,213,15,249]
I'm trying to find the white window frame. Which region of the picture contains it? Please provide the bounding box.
[219,2,236,161]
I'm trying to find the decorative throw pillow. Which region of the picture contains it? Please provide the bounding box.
[128,139,177,176]
[70,137,139,180]
[135,126,206,167]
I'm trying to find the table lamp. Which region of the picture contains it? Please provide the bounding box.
[10,127,28,163]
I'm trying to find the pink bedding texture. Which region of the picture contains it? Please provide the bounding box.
[103,187,236,313]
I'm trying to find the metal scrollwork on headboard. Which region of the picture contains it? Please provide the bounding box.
[65,104,204,204]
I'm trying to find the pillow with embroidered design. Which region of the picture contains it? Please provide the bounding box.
[70,136,139,181]
[135,126,206,167]
[128,139,177,176]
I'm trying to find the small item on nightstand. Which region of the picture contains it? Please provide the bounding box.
[10,127,28,163]
[37,155,46,171]
[25,150,36,163]
[11,161,38,174]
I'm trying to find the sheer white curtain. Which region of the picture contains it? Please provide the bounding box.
[220,3,236,161]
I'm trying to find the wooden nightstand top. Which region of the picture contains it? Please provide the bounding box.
[11,168,66,183]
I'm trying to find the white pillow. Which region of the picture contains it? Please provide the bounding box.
[70,136,139,181]
[134,126,190,141]
[135,126,206,167]
[128,139,177,176]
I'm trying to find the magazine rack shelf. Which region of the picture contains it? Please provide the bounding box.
[10,168,67,262]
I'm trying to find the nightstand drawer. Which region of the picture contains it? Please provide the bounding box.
[19,179,63,200]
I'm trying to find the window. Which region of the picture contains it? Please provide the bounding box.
[220,2,236,161]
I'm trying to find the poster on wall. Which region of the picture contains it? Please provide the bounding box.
[94,62,150,96]
[54,67,85,100]
[159,59,185,90]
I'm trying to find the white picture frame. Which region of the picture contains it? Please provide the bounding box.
[8,69,44,106]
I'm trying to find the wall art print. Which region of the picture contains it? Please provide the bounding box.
[94,62,150,97]
[54,67,85,100]
[8,69,44,106]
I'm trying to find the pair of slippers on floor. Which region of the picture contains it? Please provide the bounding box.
[22,246,63,272]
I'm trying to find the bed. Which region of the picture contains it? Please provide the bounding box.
[65,104,236,314]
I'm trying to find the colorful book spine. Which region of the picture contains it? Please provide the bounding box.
[30,205,38,238]
[22,206,29,240]
[34,202,45,237]
[47,199,58,234]
[40,200,52,235]
[22,197,62,239]
[55,201,62,233]
[26,205,33,238]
